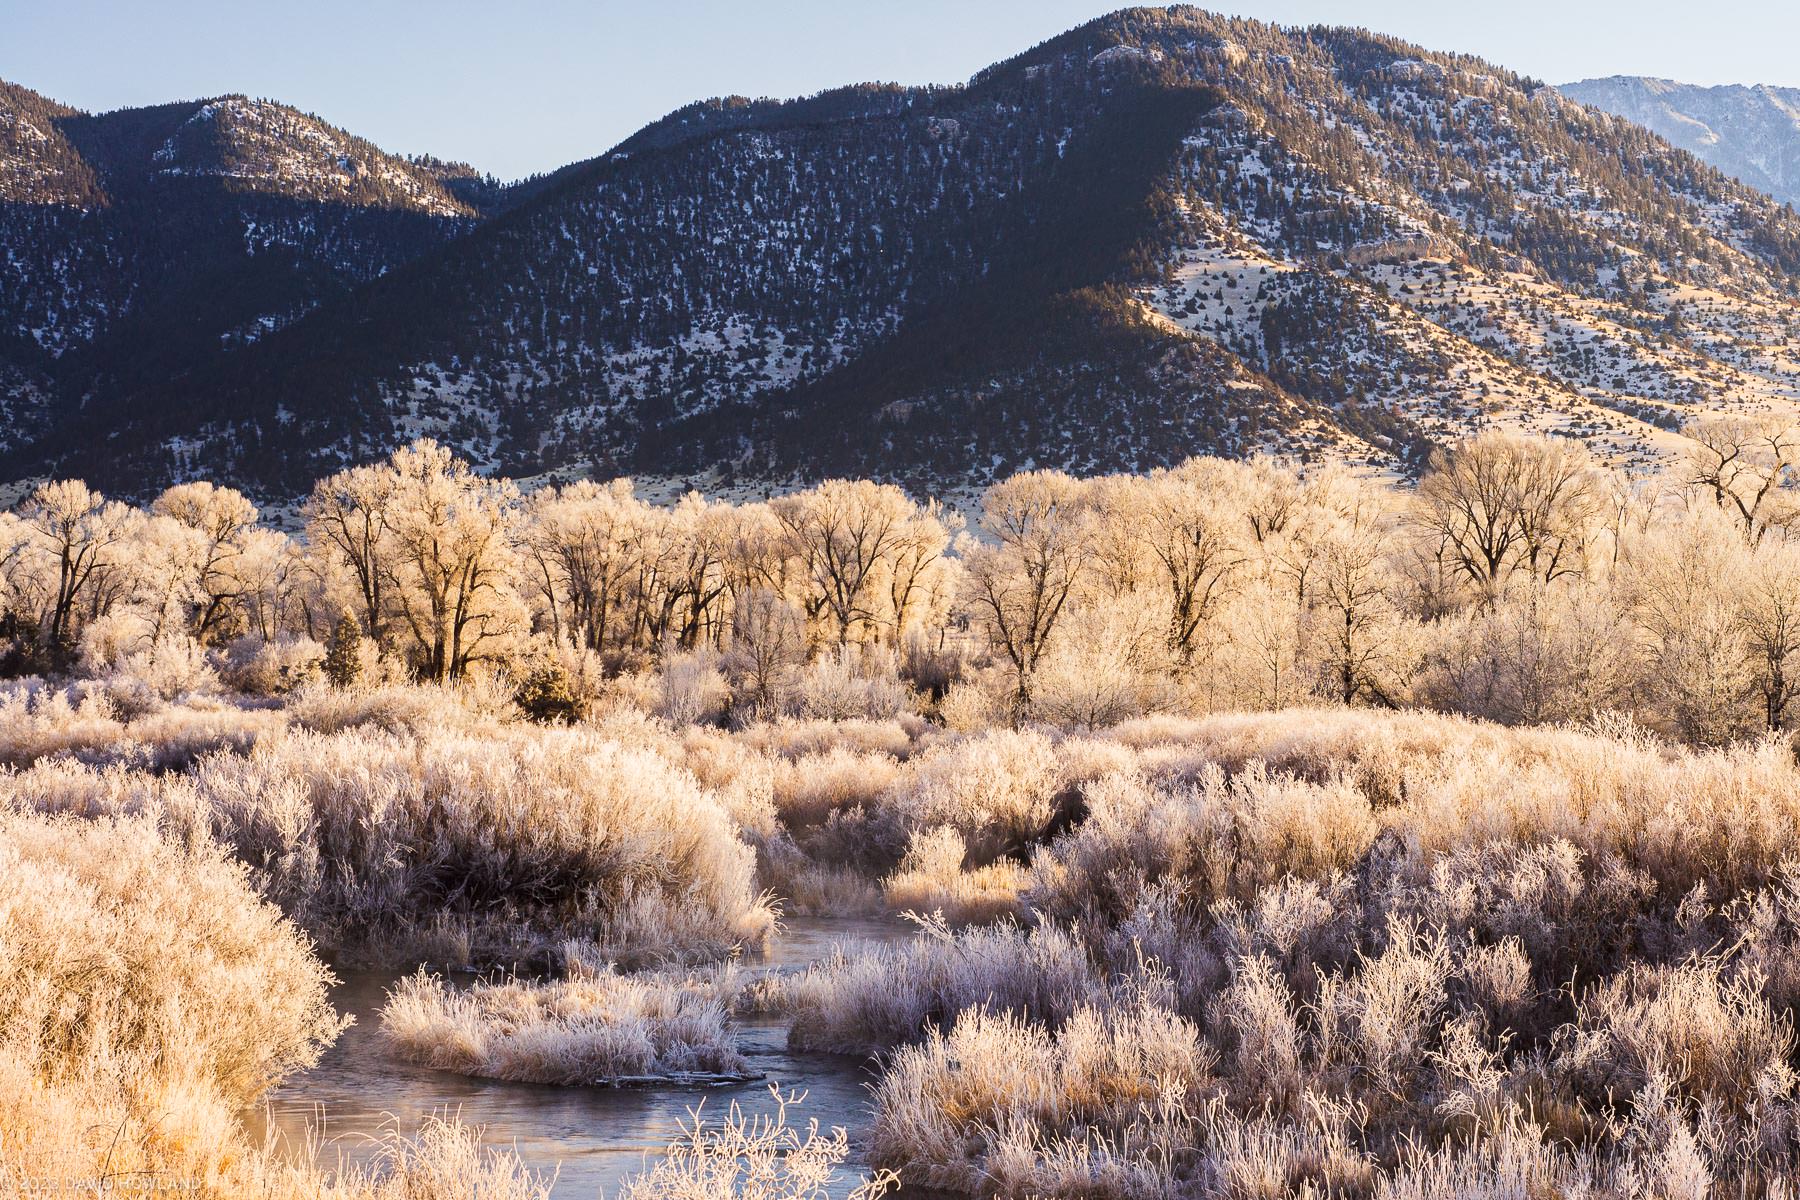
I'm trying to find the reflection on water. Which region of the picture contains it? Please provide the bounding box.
[251,917,909,1198]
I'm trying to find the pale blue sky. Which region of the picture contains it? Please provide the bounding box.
[6,1,1796,181]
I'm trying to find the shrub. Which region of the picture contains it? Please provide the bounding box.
[659,650,732,725]
[378,965,752,1085]
[1560,957,1795,1113]
[781,919,1103,1056]
[220,634,325,696]
[889,729,1063,864]
[0,808,343,1192]
[881,825,1027,925]
[617,1088,896,1200]
[791,645,914,721]
[514,659,585,723]
[190,725,775,963]
[768,745,901,828]
[869,999,1213,1194]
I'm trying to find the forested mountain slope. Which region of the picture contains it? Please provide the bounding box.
[9,8,1800,498]
[0,82,489,457]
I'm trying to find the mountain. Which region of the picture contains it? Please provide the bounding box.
[0,83,494,457]
[1559,76,1800,208]
[10,9,1800,500]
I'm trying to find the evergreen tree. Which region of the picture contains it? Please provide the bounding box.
[324,614,364,688]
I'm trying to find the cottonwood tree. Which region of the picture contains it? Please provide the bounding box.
[1510,439,1607,583]
[1220,576,1307,710]
[122,513,209,658]
[306,440,526,681]
[1620,507,1760,745]
[17,480,137,654]
[305,460,400,642]
[773,480,944,646]
[883,498,960,645]
[1734,539,1800,731]
[725,586,807,715]
[152,482,260,643]
[381,441,526,682]
[1140,458,1247,668]
[522,479,648,655]
[1683,414,1800,544]
[1415,431,1603,601]
[1307,513,1414,706]
[960,470,1094,714]
[648,493,735,651]
[233,528,305,643]
[1240,455,1305,544]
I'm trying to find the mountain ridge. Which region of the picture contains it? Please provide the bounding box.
[1559,75,1800,207]
[8,8,1800,500]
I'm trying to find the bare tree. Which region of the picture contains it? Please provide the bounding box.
[382,441,525,682]
[18,480,135,652]
[1683,414,1800,544]
[961,471,1094,714]
[1141,458,1247,668]
[153,481,259,643]
[774,480,926,646]
[1737,540,1800,731]
[1416,431,1603,600]
[522,479,646,655]
[305,461,399,641]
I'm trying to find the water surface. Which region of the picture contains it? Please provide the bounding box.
[252,916,908,1197]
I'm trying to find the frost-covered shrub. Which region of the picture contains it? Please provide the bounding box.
[936,677,1003,732]
[219,634,324,696]
[790,645,914,721]
[888,729,1064,864]
[1029,765,1376,922]
[0,808,343,1192]
[101,635,221,712]
[379,965,751,1084]
[1560,958,1794,1112]
[0,680,122,766]
[881,825,1026,925]
[0,679,275,770]
[768,745,901,827]
[618,1088,894,1200]
[0,809,342,1101]
[781,920,1103,1056]
[190,725,775,963]
[869,999,1214,1195]
[658,650,732,725]
[735,715,925,760]
[284,679,485,735]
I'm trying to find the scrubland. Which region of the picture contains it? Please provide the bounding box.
[16,424,1800,1195]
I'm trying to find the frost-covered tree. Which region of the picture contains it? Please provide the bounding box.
[152,481,259,643]
[1682,414,1800,544]
[1416,431,1605,600]
[381,441,526,682]
[16,480,137,655]
[522,478,648,655]
[773,480,952,647]
[961,471,1094,713]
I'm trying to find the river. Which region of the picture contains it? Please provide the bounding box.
[250,916,909,1197]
